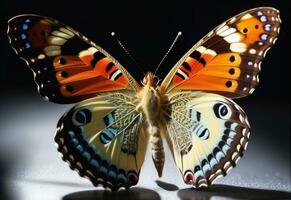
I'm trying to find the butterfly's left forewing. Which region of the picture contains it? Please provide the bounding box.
[55,91,148,190]
[164,92,250,188]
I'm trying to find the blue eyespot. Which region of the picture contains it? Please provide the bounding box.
[25,43,31,49]
[260,15,267,22]
[260,34,268,41]
[22,24,28,30]
[20,33,27,40]
[264,24,271,31]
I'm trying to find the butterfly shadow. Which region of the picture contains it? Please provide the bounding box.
[178,184,291,200]
[62,187,161,200]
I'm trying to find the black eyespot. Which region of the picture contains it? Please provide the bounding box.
[61,71,68,78]
[40,31,46,37]
[201,159,208,166]
[255,25,259,29]
[194,165,201,172]
[226,81,232,88]
[213,103,231,119]
[243,28,248,33]
[229,55,235,62]
[76,112,89,124]
[66,85,73,92]
[75,109,92,125]
[59,57,66,65]
[229,68,235,75]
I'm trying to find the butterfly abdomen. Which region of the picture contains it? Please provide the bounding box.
[149,125,165,177]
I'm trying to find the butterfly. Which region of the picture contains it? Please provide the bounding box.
[7,7,281,190]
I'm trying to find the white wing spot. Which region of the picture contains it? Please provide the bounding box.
[204,49,217,56]
[224,33,242,43]
[44,45,61,56]
[232,152,238,160]
[48,36,66,45]
[249,49,256,54]
[38,54,46,59]
[88,47,98,54]
[218,27,236,37]
[60,27,74,36]
[197,46,207,53]
[230,42,247,53]
[236,144,241,152]
[244,142,249,150]
[242,128,247,136]
[51,30,73,39]
[216,22,227,34]
[256,75,260,83]
[229,17,236,23]
[258,62,262,70]
[241,14,252,20]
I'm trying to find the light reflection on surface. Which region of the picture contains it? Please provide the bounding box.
[0,95,290,200]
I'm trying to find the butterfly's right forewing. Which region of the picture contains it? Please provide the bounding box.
[8,15,139,104]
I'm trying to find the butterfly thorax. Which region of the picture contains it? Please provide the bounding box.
[135,72,168,124]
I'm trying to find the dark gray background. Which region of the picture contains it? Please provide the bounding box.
[0,1,290,200]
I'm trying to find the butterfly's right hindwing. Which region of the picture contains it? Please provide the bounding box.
[164,92,250,188]
[55,92,148,190]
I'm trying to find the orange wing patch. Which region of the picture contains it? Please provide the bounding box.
[236,14,266,45]
[53,47,129,97]
[173,47,216,85]
[177,53,242,93]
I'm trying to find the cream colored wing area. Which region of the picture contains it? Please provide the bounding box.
[55,91,148,190]
[165,91,250,188]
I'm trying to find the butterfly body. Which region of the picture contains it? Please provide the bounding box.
[135,72,169,177]
[7,7,281,190]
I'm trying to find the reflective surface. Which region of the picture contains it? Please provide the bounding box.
[0,93,290,200]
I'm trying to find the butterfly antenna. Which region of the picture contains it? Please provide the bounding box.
[111,32,145,75]
[154,31,182,76]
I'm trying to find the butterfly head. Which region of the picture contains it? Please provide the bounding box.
[142,72,160,87]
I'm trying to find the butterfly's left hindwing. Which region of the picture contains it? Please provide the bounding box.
[164,92,250,188]
[8,15,139,104]
[55,92,148,190]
